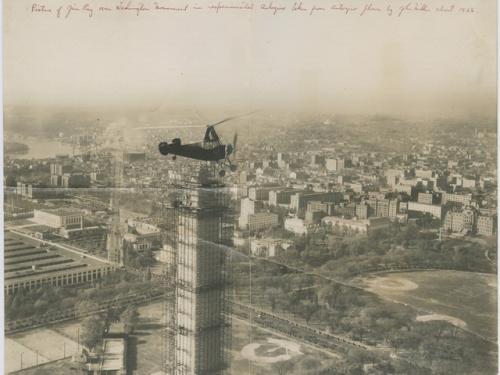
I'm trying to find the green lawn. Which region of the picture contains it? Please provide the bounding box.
[355,270,497,340]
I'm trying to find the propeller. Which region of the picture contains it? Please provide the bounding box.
[232,132,238,157]
[226,132,238,156]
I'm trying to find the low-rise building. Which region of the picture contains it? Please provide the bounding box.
[407,202,443,220]
[477,215,496,236]
[4,232,114,295]
[322,216,391,234]
[290,191,343,213]
[250,238,282,257]
[247,212,279,231]
[33,208,84,229]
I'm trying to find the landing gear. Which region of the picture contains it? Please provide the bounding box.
[172,155,176,160]
[219,170,226,177]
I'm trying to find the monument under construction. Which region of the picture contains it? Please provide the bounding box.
[107,151,124,265]
[163,162,233,375]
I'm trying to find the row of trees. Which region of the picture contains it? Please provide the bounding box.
[274,223,496,278]
[5,270,156,321]
[80,304,140,350]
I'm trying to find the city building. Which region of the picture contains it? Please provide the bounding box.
[307,201,335,216]
[238,198,263,229]
[33,208,84,229]
[322,216,391,234]
[325,158,345,172]
[250,238,282,257]
[290,191,343,213]
[62,173,91,188]
[16,181,59,200]
[477,215,496,236]
[388,199,399,218]
[247,212,279,231]
[310,154,325,166]
[442,193,473,206]
[355,202,370,219]
[127,219,161,242]
[443,211,467,233]
[417,192,435,205]
[333,203,356,218]
[368,198,390,217]
[4,232,114,295]
[248,186,278,201]
[268,189,297,207]
[407,202,443,219]
[123,151,146,163]
[305,209,327,224]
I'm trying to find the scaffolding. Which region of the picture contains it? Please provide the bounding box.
[107,150,124,265]
[162,162,233,375]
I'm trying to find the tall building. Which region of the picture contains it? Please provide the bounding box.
[355,202,369,219]
[164,164,231,375]
[238,197,263,228]
[107,152,124,265]
[388,199,399,218]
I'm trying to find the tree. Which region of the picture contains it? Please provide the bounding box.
[264,287,281,312]
[77,300,100,317]
[81,315,106,350]
[318,283,343,309]
[5,175,16,187]
[120,305,139,333]
[106,306,125,324]
[296,300,319,325]
[272,360,295,375]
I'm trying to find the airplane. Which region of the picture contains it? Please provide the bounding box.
[158,116,240,176]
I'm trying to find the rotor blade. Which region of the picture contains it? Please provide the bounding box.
[209,110,258,128]
[209,116,239,128]
[133,125,206,130]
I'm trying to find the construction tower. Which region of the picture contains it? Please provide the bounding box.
[163,162,233,375]
[107,150,125,265]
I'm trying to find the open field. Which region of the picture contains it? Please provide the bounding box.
[6,327,79,374]
[6,358,80,375]
[230,315,339,375]
[354,270,497,340]
[12,299,337,375]
[131,300,339,375]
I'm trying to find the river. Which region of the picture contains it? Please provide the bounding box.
[4,136,74,159]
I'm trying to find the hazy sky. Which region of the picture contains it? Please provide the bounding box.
[3,0,497,119]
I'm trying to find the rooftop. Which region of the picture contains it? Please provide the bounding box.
[4,232,112,285]
[35,208,84,217]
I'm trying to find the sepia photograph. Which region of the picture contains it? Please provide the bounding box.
[2,0,498,374]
